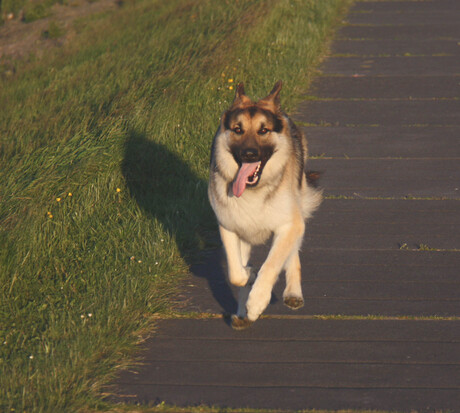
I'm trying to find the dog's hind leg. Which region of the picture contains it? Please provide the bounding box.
[283,251,304,310]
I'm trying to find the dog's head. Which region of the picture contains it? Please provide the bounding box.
[219,81,289,197]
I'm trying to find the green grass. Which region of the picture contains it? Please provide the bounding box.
[106,403,391,413]
[0,0,351,411]
[42,20,65,39]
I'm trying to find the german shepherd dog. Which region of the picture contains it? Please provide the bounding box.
[208,81,322,329]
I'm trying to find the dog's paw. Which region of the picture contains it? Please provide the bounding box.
[246,285,271,322]
[231,315,253,330]
[283,296,304,310]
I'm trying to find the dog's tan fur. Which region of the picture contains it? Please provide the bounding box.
[208,81,322,328]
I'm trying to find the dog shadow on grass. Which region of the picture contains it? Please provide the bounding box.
[122,129,238,316]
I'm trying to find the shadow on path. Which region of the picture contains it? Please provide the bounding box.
[121,129,237,314]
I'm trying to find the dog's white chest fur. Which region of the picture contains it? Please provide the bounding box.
[208,171,298,245]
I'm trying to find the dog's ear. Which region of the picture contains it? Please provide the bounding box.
[231,82,252,107]
[259,80,283,111]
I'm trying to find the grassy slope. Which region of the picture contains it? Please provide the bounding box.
[109,403,388,413]
[0,0,351,411]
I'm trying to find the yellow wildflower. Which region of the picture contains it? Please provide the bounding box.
[56,197,61,202]
[228,78,234,83]
[116,188,121,193]
[229,86,234,90]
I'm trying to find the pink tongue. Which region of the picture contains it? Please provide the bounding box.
[232,162,260,197]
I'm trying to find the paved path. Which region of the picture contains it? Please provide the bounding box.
[113,0,460,410]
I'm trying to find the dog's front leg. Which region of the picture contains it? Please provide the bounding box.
[219,225,252,288]
[246,218,305,322]
[219,225,255,326]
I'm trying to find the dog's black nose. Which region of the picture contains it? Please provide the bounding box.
[241,148,259,162]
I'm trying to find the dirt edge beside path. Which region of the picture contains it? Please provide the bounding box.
[0,0,119,64]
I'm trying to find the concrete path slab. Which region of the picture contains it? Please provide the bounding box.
[297,99,460,126]
[331,38,460,56]
[182,248,460,317]
[305,126,460,158]
[305,200,460,249]
[120,360,460,389]
[347,10,459,25]
[114,319,460,411]
[308,76,460,99]
[266,281,460,317]
[308,159,460,198]
[321,56,460,76]
[338,24,460,41]
[115,384,460,412]
[353,0,460,13]
[126,318,460,342]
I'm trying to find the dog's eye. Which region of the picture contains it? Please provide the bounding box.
[258,128,270,135]
[233,127,243,134]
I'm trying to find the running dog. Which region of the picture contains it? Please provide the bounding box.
[208,81,322,329]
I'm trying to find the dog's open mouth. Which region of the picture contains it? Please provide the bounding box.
[232,161,263,197]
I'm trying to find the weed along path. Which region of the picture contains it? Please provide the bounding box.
[112,0,460,410]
